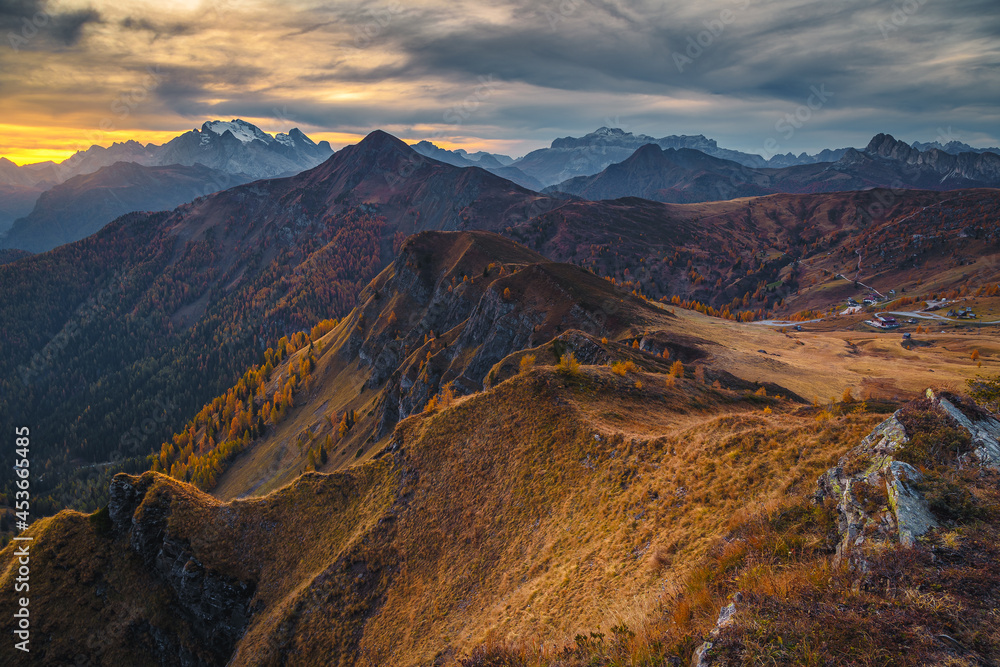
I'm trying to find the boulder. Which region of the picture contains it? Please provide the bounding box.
[817,389,999,565]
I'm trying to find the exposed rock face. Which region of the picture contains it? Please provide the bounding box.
[817,390,999,565]
[927,388,1000,468]
[817,414,936,561]
[865,133,1000,185]
[344,232,666,438]
[108,474,256,666]
[691,593,742,667]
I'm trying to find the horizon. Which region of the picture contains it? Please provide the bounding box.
[1,1,997,166]
[2,121,998,168]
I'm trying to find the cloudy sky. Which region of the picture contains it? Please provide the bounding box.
[1,0,998,164]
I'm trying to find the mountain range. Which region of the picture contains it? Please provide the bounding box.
[0,120,332,244]
[5,123,1000,254]
[0,163,255,253]
[1,120,1000,666]
[409,140,542,190]
[500,127,853,186]
[1,129,997,517]
[546,133,1000,203]
[3,226,999,665]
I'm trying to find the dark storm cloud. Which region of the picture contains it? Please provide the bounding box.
[151,63,273,117]
[120,16,193,39]
[363,0,998,109]
[2,0,998,161]
[305,0,997,151]
[1,0,101,47]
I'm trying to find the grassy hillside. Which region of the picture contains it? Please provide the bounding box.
[3,127,997,518]
[4,231,999,665]
[6,357,998,665]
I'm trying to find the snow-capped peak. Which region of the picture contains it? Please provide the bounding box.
[202,119,275,145]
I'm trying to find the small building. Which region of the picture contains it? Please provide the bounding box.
[865,313,900,330]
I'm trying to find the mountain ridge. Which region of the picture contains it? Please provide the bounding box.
[546,132,1000,203]
[1,129,997,518]
[3,227,999,665]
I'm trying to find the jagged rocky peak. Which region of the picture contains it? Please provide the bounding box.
[865,132,921,162]
[551,127,658,149]
[817,389,1000,565]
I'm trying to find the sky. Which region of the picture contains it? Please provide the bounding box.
[1,0,998,165]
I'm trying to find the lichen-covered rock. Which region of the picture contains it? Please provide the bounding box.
[884,460,937,547]
[818,389,999,564]
[817,413,930,562]
[926,388,1000,470]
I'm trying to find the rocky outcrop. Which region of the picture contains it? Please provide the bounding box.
[690,593,742,667]
[817,390,999,566]
[926,388,1000,468]
[108,474,256,666]
[349,232,668,437]
[865,133,1000,185]
[817,414,936,562]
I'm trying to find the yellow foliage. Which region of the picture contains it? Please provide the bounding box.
[439,383,456,408]
[611,360,637,376]
[556,352,581,376]
[519,354,536,374]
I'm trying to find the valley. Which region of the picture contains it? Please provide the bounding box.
[2,228,998,666]
[0,128,997,667]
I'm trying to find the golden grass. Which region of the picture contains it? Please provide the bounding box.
[658,306,1000,403]
[0,359,893,666]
